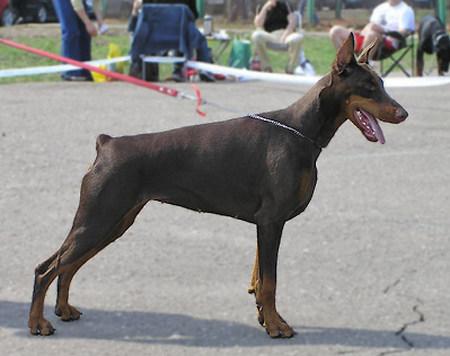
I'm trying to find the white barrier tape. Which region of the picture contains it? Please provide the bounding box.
[187,61,450,88]
[141,55,186,64]
[0,56,130,78]
[2,56,449,88]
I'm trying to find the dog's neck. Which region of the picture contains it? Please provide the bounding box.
[284,74,347,148]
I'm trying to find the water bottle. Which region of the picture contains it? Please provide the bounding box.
[203,15,213,36]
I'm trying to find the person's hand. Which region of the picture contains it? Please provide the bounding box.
[132,0,142,16]
[85,20,98,37]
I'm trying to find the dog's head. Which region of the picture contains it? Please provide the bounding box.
[436,34,450,74]
[327,33,408,144]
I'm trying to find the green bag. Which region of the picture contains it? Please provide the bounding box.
[228,39,251,69]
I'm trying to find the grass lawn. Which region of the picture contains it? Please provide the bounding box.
[0,31,339,84]
[0,33,132,84]
[0,24,432,84]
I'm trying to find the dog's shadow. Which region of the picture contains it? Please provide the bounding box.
[2,300,450,349]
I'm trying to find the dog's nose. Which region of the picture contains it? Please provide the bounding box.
[395,107,408,122]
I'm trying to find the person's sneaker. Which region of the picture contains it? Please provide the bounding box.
[61,74,92,82]
[300,59,316,76]
[170,72,186,82]
[293,65,305,76]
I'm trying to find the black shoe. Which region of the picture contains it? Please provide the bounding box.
[61,74,92,82]
[199,71,215,82]
[171,72,186,82]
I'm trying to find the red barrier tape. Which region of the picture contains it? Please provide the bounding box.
[0,38,206,115]
[192,84,206,117]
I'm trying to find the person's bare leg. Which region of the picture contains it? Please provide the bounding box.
[361,23,384,55]
[329,25,351,49]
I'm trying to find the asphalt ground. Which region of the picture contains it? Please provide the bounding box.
[0,79,449,356]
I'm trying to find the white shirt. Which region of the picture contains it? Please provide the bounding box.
[370,1,415,33]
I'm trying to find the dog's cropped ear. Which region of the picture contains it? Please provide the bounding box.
[358,39,377,64]
[333,33,356,74]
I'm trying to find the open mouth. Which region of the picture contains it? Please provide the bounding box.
[352,109,386,144]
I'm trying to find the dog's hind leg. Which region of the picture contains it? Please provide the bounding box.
[29,159,146,335]
[54,202,146,322]
[29,201,145,335]
[29,223,114,335]
[28,252,60,335]
[255,222,294,338]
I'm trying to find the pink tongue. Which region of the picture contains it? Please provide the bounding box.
[362,110,385,144]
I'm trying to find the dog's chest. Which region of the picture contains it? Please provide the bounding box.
[283,167,318,220]
[298,167,317,203]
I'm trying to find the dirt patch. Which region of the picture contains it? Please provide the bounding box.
[0,23,61,39]
[0,21,128,40]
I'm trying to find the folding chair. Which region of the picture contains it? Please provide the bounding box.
[376,31,415,77]
[129,4,195,81]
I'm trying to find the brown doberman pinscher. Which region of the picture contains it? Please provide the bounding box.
[29,33,408,338]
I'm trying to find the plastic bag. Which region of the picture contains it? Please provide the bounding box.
[228,39,251,69]
[91,43,125,82]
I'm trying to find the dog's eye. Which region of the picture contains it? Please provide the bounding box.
[362,83,376,92]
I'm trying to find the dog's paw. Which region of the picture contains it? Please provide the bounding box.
[55,304,82,321]
[263,311,295,338]
[28,317,55,336]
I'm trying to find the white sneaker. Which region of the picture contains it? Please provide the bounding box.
[293,65,305,76]
[301,60,315,76]
[99,23,109,35]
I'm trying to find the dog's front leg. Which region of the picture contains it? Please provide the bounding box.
[255,222,294,338]
[247,246,265,325]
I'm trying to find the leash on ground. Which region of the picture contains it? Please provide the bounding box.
[0,38,239,117]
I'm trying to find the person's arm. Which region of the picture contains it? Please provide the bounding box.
[92,0,103,25]
[71,0,98,36]
[280,12,297,42]
[254,1,275,28]
[398,7,415,37]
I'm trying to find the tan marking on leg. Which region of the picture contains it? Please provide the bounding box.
[259,277,294,338]
[248,245,259,294]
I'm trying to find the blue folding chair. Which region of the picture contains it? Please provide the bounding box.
[130,4,210,81]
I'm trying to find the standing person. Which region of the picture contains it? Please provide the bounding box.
[251,0,304,74]
[52,0,99,81]
[329,0,415,57]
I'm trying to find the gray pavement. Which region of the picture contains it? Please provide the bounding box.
[0,79,449,356]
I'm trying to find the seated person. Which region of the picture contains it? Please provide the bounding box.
[251,0,304,74]
[329,0,415,58]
